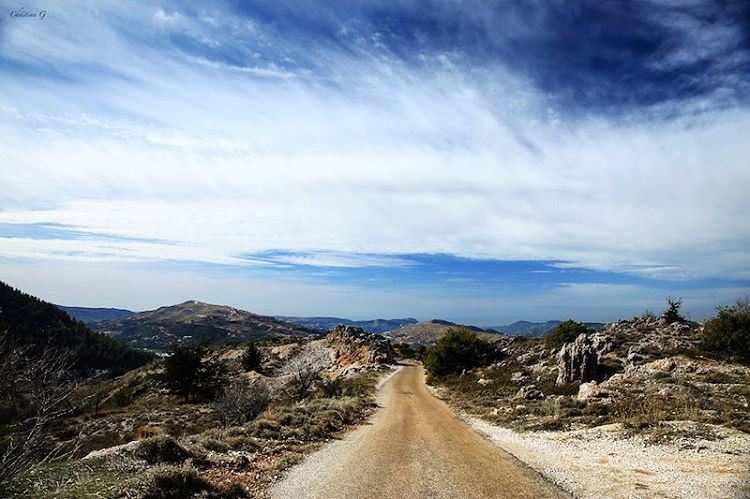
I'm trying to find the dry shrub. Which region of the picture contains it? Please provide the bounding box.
[141,464,247,499]
[134,436,194,465]
[212,378,271,427]
[134,424,164,440]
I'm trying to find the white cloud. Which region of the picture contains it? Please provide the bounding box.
[0,0,749,283]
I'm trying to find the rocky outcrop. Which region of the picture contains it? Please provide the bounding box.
[326,325,395,367]
[556,334,599,385]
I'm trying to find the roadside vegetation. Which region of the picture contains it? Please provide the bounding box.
[427,299,750,439]
[699,297,750,364]
[423,328,500,378]
[1,337,385,498]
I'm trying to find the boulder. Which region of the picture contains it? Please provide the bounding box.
[576,381,612,402]
[556,334,599,385]
[514,384,545,400]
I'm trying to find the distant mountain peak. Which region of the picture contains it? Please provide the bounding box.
[91,301,317,351]
[385,319,503,346]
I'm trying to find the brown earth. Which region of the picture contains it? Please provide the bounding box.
[272,365,566,499]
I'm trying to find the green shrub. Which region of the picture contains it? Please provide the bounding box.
[240,342,263,372]
[700,298,750,364]
[393,342,425,360]
[423,328,499,378]
[317,377,344,397]
[111,386,135,407]
[545,320,590,348]
[134,436,194,465]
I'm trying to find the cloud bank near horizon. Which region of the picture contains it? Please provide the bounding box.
[1,1,749,320]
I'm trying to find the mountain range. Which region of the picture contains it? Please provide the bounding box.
[58,306,135,324]
[276,316,418,334]
[60,303,606,349]
[490,320,605,337]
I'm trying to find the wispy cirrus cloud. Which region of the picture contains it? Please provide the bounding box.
[0,1,749,320]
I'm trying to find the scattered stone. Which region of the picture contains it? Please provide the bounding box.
[517,352,535,365]
[515,385,545,400]
[511,372,531,384]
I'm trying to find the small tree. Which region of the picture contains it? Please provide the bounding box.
[545,320,589,349]
[240,342,263,372]
[0,334,86,487]
[663,297,685,324]
[285,357,322,400]
[700,298,750,364]
[159,344,225,403]
[213,379,271,427]
[423,328,498,378]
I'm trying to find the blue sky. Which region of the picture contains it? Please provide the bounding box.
[1,1,749,324]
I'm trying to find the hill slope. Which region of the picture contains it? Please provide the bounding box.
[491,320,605,337]
[58,306,135,324]
[0,281,151,371]
[276,316,418,333]
[93,300,319,350]
[384,319,504,346]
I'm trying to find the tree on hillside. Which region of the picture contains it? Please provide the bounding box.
[423,328,498,378]
[663,297,685,324]
[545,320,590,348]
[240,342,263,372]
[0,281,152,372]
[159,344,225,403]
[700,297,750,364]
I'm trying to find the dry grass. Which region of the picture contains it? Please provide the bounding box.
[4,369,384,498]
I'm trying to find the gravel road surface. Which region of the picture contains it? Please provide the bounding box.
[272,365,566,499]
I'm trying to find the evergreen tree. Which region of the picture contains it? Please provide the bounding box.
[240,342,263,372]
[159,344,226,403]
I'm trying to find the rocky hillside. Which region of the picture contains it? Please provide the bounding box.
[385,319,504,346]
[437,314,749,435]
[430,311,750,498]
[93,301,318,351]
[490,320,605,337]
[326,325,395,371]
[277,316,418,333]
[3,330,396,498]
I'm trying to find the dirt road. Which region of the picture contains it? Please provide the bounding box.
[272,365,566,499]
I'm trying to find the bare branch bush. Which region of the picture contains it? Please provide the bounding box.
[212,378,271,427]
[0,333,87,487]
[283,349,329,400]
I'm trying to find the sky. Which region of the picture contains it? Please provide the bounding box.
[1,1,749,325]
